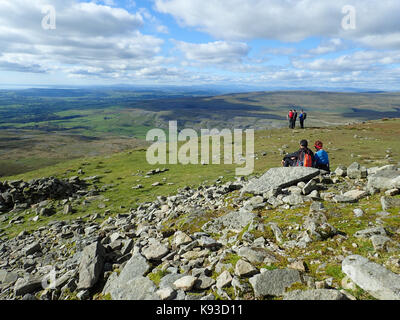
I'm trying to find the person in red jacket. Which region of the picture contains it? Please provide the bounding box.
[287,110,294,128]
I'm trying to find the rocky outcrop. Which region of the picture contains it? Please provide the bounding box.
[0,163,399,301]
[0,177,90,214]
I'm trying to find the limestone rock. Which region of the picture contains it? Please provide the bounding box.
[342,255,400,300]
[77,241,106,290]
[381,196,400,211]
[283,289,349,300]
[249,269,302,298]
[243,167,320,195]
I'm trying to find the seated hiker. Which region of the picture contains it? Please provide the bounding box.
[313,140,330,172]
[281,140,314,167]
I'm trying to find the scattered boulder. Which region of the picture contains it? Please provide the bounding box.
[14,277,43,297]
[243,167,320,195]
[77,241,106,290]
[284,289,349,300]
[347,162,368,179]
[249,269,302,298]
[173,276,197,291]
[342,255,400,300]
[381,196,400,211]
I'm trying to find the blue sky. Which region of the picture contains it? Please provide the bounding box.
[1,0,400,90]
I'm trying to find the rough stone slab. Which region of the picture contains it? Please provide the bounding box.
[283,289,349,300]
[118,253,151,284]
[216,270,233,289]
[343,190,368,201]
[243,167,320,195]
[142,242,169,261]
[14,277,43,296]
[235,259,259,277]
[367,168,400,191]
[238,246,278,264]
[25,242,41,256]
[0,270,18,285]
[333,195,358,203]
[249,269,302,297]
[77,241,106,290]
[354,227,387,239]
[173,276,197,291]
[342,255,400,300]
[202,210,256,233]
[381,196,400,211]
[347,162,368,179]
[195,276,215,290]
[282,194,304,206]
[109,276,159,300]
[159,273,187,289]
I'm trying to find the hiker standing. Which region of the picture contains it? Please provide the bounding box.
[281,140,314,167]
[287,110,294,129]
[299,110,307,129]
[293,109,298,129]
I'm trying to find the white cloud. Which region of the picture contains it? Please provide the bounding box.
[155,0,400,49]
[307,38,344,56]
[174,40,250,65]
[292,50,400,72]
[0,0,165,80]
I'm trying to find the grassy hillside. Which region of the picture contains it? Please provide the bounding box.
[1,89,400,177]
[1,118,399,239]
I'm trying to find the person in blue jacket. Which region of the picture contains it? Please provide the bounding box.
[313,140,330,172]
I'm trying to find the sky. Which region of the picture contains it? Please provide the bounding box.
[1,0,400,90]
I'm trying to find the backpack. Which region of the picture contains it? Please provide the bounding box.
[296,149,313,167]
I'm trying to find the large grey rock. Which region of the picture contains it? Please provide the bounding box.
[283,289,349,300]
[243,167,320,195]
[302,179,318,195]
[343,190,368,201]
[238,246,278,264]
[335,166,347,177]
[367,167,400,191]
[216,270,233,289]
[14,277,43,296]
[354,227,387,239]
[370,235,392,252]
[381,196,400,211]
[109,276,159,300]
[142,242,169,261]
[77,241,106,290]
[118,253,151,284]
[303,212,337,241]
[173,276,197,291]
[202,209,256,233]
[195,276,215,290]
[159,273,187,289]
[0,270,18,285]
[24,242,41,256]
[347,162,368,179]
[249,269,302,297]
[235,259,259,277]
[282,194,304,206]
[342,255,400,300]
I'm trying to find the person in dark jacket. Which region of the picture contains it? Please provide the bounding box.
[281,140,314,167]
[293,110,298,129]
[313,140,330,172]
[299,110,307,129]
